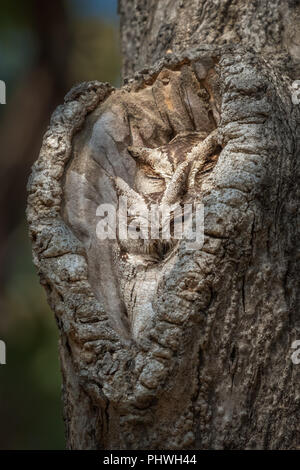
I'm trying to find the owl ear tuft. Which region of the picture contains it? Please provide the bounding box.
[128,145,173,177]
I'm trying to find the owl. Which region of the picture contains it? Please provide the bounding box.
[113,129,219,260]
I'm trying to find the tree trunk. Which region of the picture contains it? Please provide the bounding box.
[27,0,300,449]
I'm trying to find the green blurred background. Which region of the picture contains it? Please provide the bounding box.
[0,0,120,449]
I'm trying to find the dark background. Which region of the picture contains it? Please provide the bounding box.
[0,0,120,450]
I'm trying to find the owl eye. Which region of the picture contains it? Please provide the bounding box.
[147,175,162,181]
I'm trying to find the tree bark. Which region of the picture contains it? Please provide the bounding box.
[27,0,300,449]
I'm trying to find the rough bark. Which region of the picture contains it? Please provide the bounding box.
[27,1,300,449]
[118,0,300,80]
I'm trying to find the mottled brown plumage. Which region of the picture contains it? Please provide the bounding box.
[114,129,220,258]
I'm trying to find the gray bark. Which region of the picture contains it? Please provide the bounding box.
[119,0,300,80]
[27,0,300,449]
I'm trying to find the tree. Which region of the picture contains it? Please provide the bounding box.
[27,0,300,449]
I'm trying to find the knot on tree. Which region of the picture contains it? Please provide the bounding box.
[27,47,300,450]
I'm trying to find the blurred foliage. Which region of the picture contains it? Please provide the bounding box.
[0,223,64,449]
[0,0,120,449]
[69,18,121,86]
[0,1,35,28]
